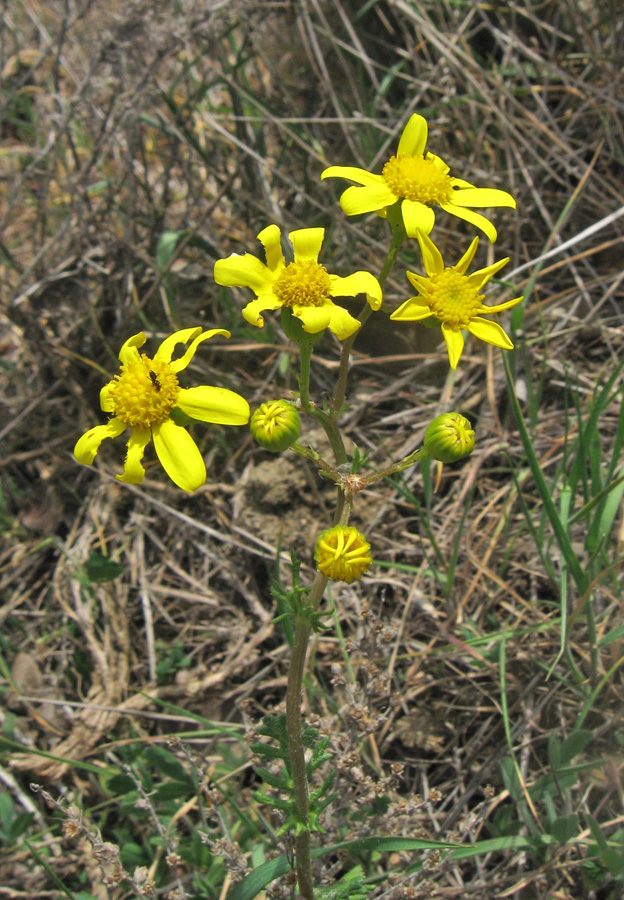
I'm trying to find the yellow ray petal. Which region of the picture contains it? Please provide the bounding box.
[118,332,145,367]
[405,271,431,294]
[440,202,498,243]
[177,386,250,425]
[152,418,206,492]
[397,114,428,157]
[293,304,331,334]
[290,228,325,263]
[213,253,275,292]
[117,427,151,484]
[441,324,465,370]
[339,183,397,216]
[74,417,127,465]
[257,224,285,272]
[243,294,283,327]
[468,256,510,286]
[454,236,480,275]
[401,199,435,237]
[329,271,383,310]
[483,295,524,314]
[167,329,230,374]
[154,327,202,365]
[325,302,361,340]
[390,297,433,322]
[451,187,516,209]
[100,381,116,412]
[321,165,384,187]
[468,317,514,349]
[415,230,444,276]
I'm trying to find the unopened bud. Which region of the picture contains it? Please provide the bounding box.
[315,525,372,584]
[423,412,475,463]
[250,400,301,452]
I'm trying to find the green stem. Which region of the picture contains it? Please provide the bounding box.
[363,447,428,484]
[298,339,313,410]
[298,336,348,465]
[331,214,406,418]
[286,572,327,899]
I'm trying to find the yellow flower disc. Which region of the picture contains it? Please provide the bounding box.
[273,260,332,308]
[315,525,372,584]
[108,355,180,429]
[381,155,453,205]
[425,271,484,329]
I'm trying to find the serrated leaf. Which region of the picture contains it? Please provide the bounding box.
[255,767,290,790]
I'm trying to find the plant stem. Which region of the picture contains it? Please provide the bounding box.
[286,572,327,900]
[331,217,406,417]
[298,338,348,465]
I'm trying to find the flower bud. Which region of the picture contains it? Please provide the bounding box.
[423,412,475,463]
[250,400,301,452]
[315,525,372,584]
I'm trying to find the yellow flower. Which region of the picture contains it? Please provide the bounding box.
[213,224,382,340]
[390,230,523,370]
[321,113,516,242]
[315,525,372,584]
[74,328,250,492]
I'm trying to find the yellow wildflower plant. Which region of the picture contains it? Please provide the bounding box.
[214,224,382,340]
[321,113,516,242]
[74,327,250,492]
[315,525,372,584]
[390,230,523,370]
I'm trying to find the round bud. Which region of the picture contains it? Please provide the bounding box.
[250,400,301,452]
[423,412,475,463]
[315,525,372,584]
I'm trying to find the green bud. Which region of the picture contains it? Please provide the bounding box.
[250,400,301,452]
[423,412,475,463]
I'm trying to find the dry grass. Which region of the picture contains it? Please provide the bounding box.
[1,1,624,898]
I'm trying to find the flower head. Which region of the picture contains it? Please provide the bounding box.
[214,225,382,340]
[74,328,250,492]
[315,525,372,584]
[390,230,523,369]
[250,400,301,452]
[321,113,516,242]
[424,413,475,463]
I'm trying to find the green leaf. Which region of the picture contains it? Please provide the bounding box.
[85,551,123,583]
[558,730,593,766]
[602,848,624,876]
[105,774,136,795]
[226,834,534,900]
[143,746,193,785]
[152,781,195,802]
[585,813,608,852]
[549,814,578,844]
[7,811,34,842]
